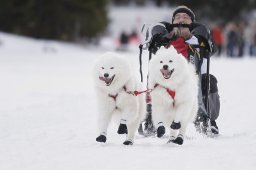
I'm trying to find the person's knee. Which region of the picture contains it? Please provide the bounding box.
[209,92,220,120]
[201,74,218,95]
[201,74,220,121]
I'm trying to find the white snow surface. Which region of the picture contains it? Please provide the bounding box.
[1,18,256,170]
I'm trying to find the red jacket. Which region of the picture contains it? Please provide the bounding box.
[169,37,189,59]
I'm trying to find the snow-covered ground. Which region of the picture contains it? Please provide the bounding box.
[1,5,256,169]
[0,31,256,170]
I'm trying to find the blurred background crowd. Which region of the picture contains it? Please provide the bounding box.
[0,0,255,57]
[210,21,256,57]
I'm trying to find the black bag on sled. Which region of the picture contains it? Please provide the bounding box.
[201,74,220,121]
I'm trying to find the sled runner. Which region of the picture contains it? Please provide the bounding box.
[138,22,220,137]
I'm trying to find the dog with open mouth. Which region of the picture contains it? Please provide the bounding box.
[148,46,198,145]
[99,74,115,86]
[93,52,145,145]
[160,66,174,79]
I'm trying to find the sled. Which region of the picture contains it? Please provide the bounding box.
[137,23,218,137]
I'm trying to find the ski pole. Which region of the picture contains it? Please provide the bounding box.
[205,54,210,118]
[139,44,143,82]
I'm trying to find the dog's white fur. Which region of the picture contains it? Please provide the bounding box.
[148,46,198,142]
[93,52,145,144]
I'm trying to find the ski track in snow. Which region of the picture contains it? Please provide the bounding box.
[0,32,256,170]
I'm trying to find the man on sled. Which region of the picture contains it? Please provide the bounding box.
[139,5,220,137]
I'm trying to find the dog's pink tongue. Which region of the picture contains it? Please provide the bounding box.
[99,77,105,81]
[105,78,112,84]
[99,77,111,84]
[161,69,169,75]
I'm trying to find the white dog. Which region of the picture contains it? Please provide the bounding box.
[148,46,198,145]
[93,52,145,145]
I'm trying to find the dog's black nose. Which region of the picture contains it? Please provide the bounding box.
[163,65,168,70]
[104,73,109,78]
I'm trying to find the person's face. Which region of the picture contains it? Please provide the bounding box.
[173,13,192,24]
[172,12,192,39]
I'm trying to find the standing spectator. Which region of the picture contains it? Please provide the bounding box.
[118,31,129,51]
[250,33,256,56]
[237,21,245,57]
[248,23,256,56]
[212,24,224,56]
[226,23,238,57]
[128,29,140,45]
[120,31,129,45]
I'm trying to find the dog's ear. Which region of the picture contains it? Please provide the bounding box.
[169,45,175,50]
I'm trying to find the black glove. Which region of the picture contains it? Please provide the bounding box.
[148,33,164,54]
[148,32,176,54]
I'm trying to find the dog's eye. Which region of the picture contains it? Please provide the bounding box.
[101,67,104,69]
[110,67,114,69]
[160,61,163,63]
[169,60,173,63]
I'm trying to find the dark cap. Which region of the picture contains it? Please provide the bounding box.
[172,5,195,23]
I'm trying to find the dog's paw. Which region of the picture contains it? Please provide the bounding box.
[167,136,183,145]
[157,126,165,138]
[123,140,133,145]
[170,121,181,130]
[117,123,128,134]
[96,135,107,143]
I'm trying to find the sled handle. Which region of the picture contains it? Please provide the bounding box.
[139,44,143,82]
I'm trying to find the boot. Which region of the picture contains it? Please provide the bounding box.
[210,120,219,134]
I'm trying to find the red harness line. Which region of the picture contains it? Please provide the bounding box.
[126,89,152,96]
[108,86,152,101]
[108,85,175,101]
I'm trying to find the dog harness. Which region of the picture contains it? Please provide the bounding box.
[108,94,118,101]
[108,86,150,101]
[108,85,175,101]
[153,84,176,100]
